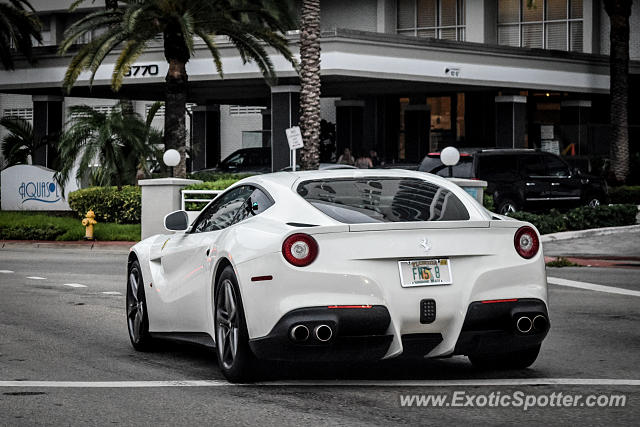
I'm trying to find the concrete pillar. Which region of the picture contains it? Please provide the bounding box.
[377,0,397,34]
[561,100,592,155]
[495,95,527,148]
[32,95,63,168]
[138,178,202,239]
[465,0,497,44]
[270,86,300,171]
[191,105,220,171]
[335,100,365,157]
[583,0,600,54]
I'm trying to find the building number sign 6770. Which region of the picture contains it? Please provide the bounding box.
[124,64,159,77]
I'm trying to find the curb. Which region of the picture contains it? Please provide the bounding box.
[1,240,136,250]
[541,224,640,243]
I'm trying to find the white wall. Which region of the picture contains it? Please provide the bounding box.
[219,105,264,160]
[320,0,378,32]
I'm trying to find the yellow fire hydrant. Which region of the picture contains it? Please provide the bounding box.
[82,210,97,240]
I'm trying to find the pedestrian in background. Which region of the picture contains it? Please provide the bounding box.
[338,147,355,165]
[355,152,373,169]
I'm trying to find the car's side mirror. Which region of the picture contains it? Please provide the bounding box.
[164,210,189,232]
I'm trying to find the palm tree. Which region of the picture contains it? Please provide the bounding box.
[298,0,321,170]
[604,0,633,183]
[55,101,163,190]
[59,0,296,178]
[0,0,42,70]
[0,116,41,166]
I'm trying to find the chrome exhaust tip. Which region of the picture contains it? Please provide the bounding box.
[516,316,533,334]
[314,324,333,342]
[532,315,548,332]
[290,324,310,342]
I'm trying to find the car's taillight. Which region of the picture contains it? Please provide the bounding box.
[514,226,540,259]
[282,233,318,267]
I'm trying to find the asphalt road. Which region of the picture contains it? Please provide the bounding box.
[0,245,638,426]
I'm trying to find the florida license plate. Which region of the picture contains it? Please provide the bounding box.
[398,259,452,287]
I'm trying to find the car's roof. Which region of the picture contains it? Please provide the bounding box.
[239,168,464,195]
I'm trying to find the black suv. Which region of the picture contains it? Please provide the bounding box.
[419,149,608,215]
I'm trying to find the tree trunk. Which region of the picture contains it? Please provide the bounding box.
[604,0,632,183]
[164,30,190,178]
[299,0,321,170]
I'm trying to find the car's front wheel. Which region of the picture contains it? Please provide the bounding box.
[126,260,154,351]
[214,266,256,382]
[468,344,541,370]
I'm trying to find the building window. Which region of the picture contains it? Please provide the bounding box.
[397,0,466,41]
[497,0,583,52]
[3,108,33,121]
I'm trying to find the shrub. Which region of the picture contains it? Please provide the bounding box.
[609,186,640,205]
[509,204,637,235]
[68,186,141,224]
[483,194,494,211]
[189,171,254,182]
[546,257,580,268]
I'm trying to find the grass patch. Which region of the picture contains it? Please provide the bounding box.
[546,257,580,268]
[0,211,140,241]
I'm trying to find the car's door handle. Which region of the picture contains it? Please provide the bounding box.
[551,182,560,186]
[526,182,536,186]
[206,249,210,256]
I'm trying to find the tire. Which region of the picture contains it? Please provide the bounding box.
[214,266,256,383]
[496,198,518,215]
[585,195,602,208]
[469,344,541,370]
[126,260,155,351]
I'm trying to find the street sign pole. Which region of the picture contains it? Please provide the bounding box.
[285,126,304,172]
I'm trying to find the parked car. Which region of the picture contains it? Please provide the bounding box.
[195,147,271,174]
[419,149,609,215]
[127,169,549,382]
[280,163,357,172]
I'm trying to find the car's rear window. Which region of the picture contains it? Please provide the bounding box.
[296,178,470,224]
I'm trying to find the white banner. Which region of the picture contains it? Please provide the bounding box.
[1,165,78,211]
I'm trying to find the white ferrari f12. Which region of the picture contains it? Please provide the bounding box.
[127,170,549,382]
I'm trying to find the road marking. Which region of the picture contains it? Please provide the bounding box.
[548,277,640,297]
[26,276,46,280]
[0,379,639,388]
[0,270,14,274]
[101,291,122,295]
[63,283,87,288]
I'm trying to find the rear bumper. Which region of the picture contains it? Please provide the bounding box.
[454,298,550,355]
[248,299,549,362]
[248,306,393,361]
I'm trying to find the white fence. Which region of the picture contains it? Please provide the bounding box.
[181,189,221,212]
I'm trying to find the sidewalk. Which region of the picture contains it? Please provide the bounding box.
[543,228,640,268]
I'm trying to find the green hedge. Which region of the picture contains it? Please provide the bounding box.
[189,171,254,182]
[68,186,141,224]
[0,212,140,241]
[609,186,640,205]
[509,204,638,235]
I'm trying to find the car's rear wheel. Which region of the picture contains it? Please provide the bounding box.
[496,198,518,215]
[585,195,602,208]
[468,344,541,370]
[214,266,256,382]
[126,260,154,351]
